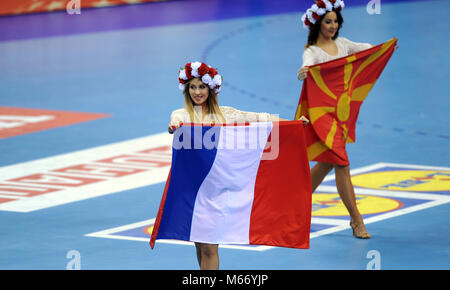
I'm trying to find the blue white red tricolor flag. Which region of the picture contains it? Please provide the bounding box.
[150,121,312,249]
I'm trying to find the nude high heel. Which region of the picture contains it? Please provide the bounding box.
[350,220,371,239]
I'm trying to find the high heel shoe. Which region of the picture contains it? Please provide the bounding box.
[350,220,371,239]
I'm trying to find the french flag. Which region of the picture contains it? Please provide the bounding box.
[150,121,312,249]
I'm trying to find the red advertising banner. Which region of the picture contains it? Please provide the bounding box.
[0,0,169,16]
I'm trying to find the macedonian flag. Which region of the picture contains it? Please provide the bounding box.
[295,38,397,166]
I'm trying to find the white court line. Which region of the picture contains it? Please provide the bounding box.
[85,218,273,251]
[374,162,450,171]
[86,198,449,251]
[309,198,449,239]
[318,162,450,200]
[321,162,450,182]
[0,132,173,212]
[311,217,347,226]
[316,185,450,201]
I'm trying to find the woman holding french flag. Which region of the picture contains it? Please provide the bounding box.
[169,62,283,270]
[151,61,310,270]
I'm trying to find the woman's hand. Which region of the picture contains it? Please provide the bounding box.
[275,116,309,127]
[299,115,309,126]
[297,66,309,81]
[168,121,181,134]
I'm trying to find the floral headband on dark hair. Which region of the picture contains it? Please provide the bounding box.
[301,0,345,30]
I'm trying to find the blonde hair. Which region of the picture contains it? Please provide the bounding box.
[183,79,226,123]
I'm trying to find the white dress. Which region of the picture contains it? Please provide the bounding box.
[302,37,372,67]
[169,106,277,127]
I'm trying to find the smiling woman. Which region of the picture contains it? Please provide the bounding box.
[305,3,344,49]
[168,61,302,135]
[297,0,375,239]
[172,61,225,126]
[167,61,308,270]
[188,79,210,108]
[169,61,281,270]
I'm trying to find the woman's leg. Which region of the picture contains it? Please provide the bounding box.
[334,165,370,239]
[194,243,219,270]
[195,243,202,268]
[310,162,334,192]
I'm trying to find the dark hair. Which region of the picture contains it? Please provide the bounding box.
[306,9,344,48]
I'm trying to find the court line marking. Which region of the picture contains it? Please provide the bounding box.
[86,198,448,251]
[322,162,450,183]
[0,132,172,212]
[85,162,450,251]
[317,185,450,201]
[85,218,272,251]
[310,198,448,239]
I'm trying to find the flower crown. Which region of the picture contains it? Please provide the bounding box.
[178,61,223,94]
[301,0,345,30]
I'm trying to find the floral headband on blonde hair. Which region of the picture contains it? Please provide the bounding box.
[301,0,345,30]
[178,61,223,93]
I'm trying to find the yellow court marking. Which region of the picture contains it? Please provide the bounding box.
[312,193,402,216]
[351,170,450,192]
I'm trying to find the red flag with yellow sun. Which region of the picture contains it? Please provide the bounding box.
[295,38,397,166]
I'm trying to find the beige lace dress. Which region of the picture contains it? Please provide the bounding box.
[302,37,372,67]
[169,106,278,127]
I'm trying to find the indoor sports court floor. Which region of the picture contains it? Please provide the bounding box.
[0,0,449,270]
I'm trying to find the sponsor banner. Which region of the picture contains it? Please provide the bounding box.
[321,163,450,195]
[0,0,170,16]
[0,133,172,212]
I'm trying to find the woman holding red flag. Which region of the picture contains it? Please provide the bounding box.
[297,0,373,239]
[170,61,279,270]
[167,61,309,269]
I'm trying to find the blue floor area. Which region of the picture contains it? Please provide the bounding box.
[0,0,449,269]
